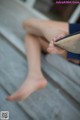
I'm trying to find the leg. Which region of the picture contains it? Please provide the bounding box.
[39,37,49,53]
[23,19,68,42]
[6,34,48,101]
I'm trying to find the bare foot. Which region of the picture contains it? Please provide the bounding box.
[6,75,47,101]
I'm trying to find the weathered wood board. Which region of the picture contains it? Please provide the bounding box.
[0,28,80,120]
[0,86,31,120]
[0,0,80,120]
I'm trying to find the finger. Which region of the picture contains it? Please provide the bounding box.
[53,37,57,42]
[49,43,53,47]
[50,40,54,44]
[55,34,66,42]
[57,34,65,39]
[53,33,66,42]
[47,44,55,50]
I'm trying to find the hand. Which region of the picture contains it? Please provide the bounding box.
[47,34,67,56]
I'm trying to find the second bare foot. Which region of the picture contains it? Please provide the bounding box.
[6,75,47,101]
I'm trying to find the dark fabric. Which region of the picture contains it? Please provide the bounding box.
[67,24,80,60]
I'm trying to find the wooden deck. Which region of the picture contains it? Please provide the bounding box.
[0,0,80,120]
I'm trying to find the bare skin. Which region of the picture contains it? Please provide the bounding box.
[6,35,48,101]
[23,19,68,41]
[6,19,79,101]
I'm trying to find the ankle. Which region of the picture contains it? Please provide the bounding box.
[28,71,43,78]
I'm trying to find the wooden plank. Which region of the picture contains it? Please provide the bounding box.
[45,55,80,103]
[0,86,31,120]
[0,1,80,120]
[0,0,80,103]
[1,27,80,104]
[0,32,80,120]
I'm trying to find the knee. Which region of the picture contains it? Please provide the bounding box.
[24,33,37,43]
[23,18,41,29]
[23,18,39,29]
[24,34,31,41]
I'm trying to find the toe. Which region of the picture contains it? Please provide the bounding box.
[6,90,26,101]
